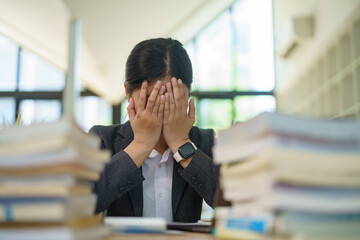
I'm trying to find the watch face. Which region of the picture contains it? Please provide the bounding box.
[179,142,195,159]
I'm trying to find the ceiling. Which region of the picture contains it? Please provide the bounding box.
[0,0,236,104]
[63,0,236,103]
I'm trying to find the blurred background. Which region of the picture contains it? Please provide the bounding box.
[0,0,359,132]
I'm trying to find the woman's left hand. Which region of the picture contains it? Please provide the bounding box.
[163,77,196,154]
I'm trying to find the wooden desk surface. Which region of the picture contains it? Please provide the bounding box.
[106,232,215,240]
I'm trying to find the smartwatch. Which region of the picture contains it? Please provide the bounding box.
[173,142,197,162]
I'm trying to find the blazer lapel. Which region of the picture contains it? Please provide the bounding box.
[114,121,143,217]
[113,123,200,218]
[114,121,134,152]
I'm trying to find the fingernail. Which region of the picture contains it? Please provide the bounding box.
[178,79,182,85]
[172,78,176,84]
[156,80,161,86]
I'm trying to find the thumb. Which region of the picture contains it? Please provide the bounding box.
[188,98,195,123]
[127,98,136,122]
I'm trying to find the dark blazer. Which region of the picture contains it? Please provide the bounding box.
[90,121,219,222]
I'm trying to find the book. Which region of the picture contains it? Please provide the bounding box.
[104,217,166,234]
[214,112,360,240]
[231,196,277,215]
[0,117,100,149]
[0,224,110,240]
[216,112,360,145]
[214,208,277,240]
[275,211,360,236]
[220,155,270,176]
[220,170,274,191]
[220,147,360,187]
[221,217,270,234]
[0,174,86,187]
[222,184,273,202]
[0,184,91,197]
[0,214,103,228]
[0,145,110,172]
[0,194,96,222]
[0,134,101,157]
[274,169,360,187]
[274,184,360,214]
[0,165,100,181]
[214,134,360,164]
[0,117,110,239]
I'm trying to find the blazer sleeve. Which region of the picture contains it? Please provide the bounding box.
[89,126,145,213]
[179,128,219,207]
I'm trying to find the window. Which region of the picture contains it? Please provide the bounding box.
[19,100,62,125]
[232,0,275,91]
[120,100,129,124]
[195,11,232,91]
[186,0,275,132]
[0,34,112,127]
[77,96,112,131]
[235,95,276,122]
[0,98,16,126]
[19,49,65,91]
[196,99,233,130]
[0,34,17,91]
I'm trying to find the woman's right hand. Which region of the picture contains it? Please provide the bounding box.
[124,80,165,167]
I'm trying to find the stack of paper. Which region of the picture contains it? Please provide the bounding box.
[213,112,360,240]
[0,117,111,240]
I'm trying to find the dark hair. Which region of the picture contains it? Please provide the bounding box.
[125,38,193,95]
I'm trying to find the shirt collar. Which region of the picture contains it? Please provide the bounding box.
[148,148,173,163]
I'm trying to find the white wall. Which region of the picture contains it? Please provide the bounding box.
[273,0,360,94]
[0,0,114,103]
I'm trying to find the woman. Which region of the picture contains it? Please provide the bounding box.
[90,38,219,223]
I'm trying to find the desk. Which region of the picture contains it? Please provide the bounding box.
[106,232,215,240]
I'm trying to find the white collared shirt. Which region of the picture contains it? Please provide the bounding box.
[142,148,174,222]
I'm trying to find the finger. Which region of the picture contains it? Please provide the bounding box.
[138,81,148,112]
[166,82,175,115]
[158,95,165,120]
[188,98,195,123]
[127,98,136,122]
[164,92,170,119]
[152,93,161,116]
[172,77,182,111]
[166,81,172,94]
[146,80,162,112]
[169,91,175,116]
[178,79,187,115]
[160,84,166,95]
[152,85,164,116]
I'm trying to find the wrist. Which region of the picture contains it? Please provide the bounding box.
[169,138,191,154]
[124,139,154,168]
[132,139,155,152]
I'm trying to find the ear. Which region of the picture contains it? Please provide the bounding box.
[124,82,130,102]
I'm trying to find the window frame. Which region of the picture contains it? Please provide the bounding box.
[186,2,277,129]
[0,45,121,125]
